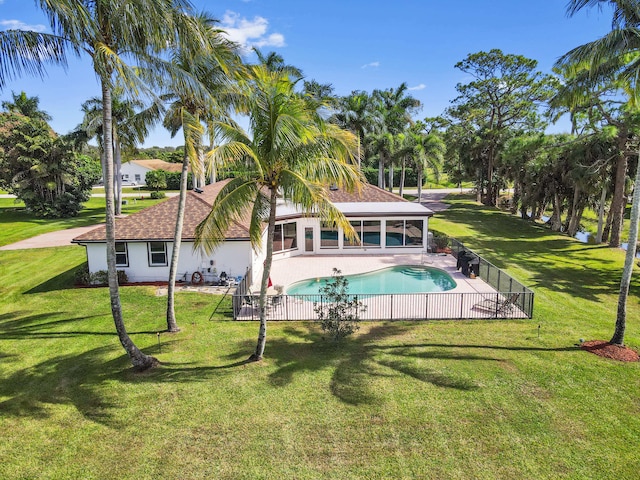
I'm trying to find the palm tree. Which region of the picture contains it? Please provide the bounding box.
[558,0,640,346]
[2,91,52,121]
[252,48,303,80]
[333,91,381,170]
[35,0,204,369]
[0,29,68,89]
[161,13,241,332]
[80,91,162,214]
[195,65,363,361]
[371,83,421,190]
[411,125,445,200]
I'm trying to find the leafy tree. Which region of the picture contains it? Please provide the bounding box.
[145,169,167,192]
[195,65,363,361]
[447,49,556,205]
[0,112,100,217]
[2,91,51,121]
[314,268,365,341]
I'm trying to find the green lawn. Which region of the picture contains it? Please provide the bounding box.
[0,195,638,479]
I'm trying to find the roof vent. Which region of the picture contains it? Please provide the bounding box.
[194,187,204,194]
[329,184,338,191]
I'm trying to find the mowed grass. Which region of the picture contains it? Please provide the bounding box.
[1,195,639,479]
[0,196,167,246]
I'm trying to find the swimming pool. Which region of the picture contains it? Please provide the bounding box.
[285,265,457,295]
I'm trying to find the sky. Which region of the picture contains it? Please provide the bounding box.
[0,0,614,148]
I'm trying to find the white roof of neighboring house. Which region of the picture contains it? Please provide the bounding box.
[128,159,183,173]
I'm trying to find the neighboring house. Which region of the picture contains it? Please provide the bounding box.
[119,159,183,185]
[72,180,434,284]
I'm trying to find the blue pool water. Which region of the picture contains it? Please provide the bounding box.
[285,265,457,295]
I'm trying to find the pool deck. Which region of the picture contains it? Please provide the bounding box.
[253,252,496,296]
[236,253,528,321]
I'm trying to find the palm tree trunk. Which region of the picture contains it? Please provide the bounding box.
[609,153,628,247]
[166,152,190,333]
[114,129,122,216]
[417,169,423,203]
[399,157,405,198]
[388,164,394,193]
[378,157,384,188]
[611,147,640,345]
[250,187,278,361]
[101,79,156,370]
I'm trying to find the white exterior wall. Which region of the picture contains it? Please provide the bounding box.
[119,163,151,185]
[83,240,253,283]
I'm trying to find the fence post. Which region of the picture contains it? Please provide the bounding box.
[425,294,429,319]
[390,294,394,321]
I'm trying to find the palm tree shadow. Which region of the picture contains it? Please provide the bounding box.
[0,346,129,426]
[261,324,491,406]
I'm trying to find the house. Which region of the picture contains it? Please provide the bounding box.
[72,180,434,284]
[119,159,183,185]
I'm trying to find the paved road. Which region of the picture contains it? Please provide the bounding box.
[0,189,469,250]
[404,188,472,212]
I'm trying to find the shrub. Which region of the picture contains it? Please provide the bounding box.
[314,268,366,341]
[150,191,166,199]
[74,266,129,286]
[433,232,450,250]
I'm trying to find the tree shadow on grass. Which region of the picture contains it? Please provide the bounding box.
[24,265,83,294]
[0,309,158,340]
[0,345,130,426]
[259,324,545,406]
[439,201,634,302]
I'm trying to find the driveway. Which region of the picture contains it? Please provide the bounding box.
[0,224,103,251]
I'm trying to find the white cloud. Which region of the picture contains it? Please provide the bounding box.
[0,19,47,32]
[220,11,285,53]
[408,83,426,91]
[361,61,380,69]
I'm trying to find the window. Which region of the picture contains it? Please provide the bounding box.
[343,220,361,247]
[134,174,141,182]
[320,222,339,248]
[343,220,381,248]
[385,219,423,247]
[148,242,167,266]
[362,220,381,247]
[115,242,128,266]
[273,222,298,252]
[404,220,423,246]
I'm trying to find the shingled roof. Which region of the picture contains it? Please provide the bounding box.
[73,181,421,244]
[326,183,411,203]
[73,179,250,243]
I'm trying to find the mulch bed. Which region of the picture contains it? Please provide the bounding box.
[581,340,639,362]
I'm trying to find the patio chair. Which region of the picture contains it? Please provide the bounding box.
[472,293,520,317]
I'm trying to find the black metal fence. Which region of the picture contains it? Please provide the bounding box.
[449,238,534,318]
[231,239,534,321]
[232,290,533,321]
